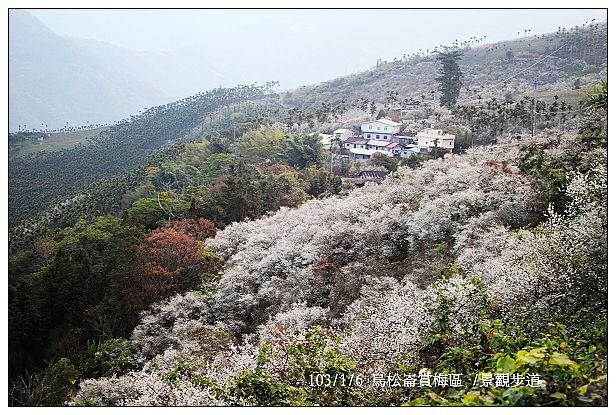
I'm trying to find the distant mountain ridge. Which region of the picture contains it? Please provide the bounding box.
[9,11,172,131]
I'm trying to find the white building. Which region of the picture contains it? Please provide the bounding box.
[416,128,455,151]
[360,119,401,141]
[364,139,402,154]
[344,137,369,150]
[332,128,354,143]
[319,133,334,150]
[366,139,393,152]
[348,148,392,161]
[400,145,425,158]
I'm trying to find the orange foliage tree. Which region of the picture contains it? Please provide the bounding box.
[138,224,218,302]
[158,218,217,241]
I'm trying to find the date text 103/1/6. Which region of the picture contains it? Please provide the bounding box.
[309,373,363,388]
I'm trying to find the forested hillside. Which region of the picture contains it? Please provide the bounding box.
[8,81,607,406]
[9,122,341,398]
[9,84,272,227]
[70,86,606,406]
[8,19,607,407]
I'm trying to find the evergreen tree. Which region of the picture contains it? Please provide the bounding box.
[436,50,464,108]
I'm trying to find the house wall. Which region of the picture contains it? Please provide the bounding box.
[351,153,371,161]
[366,145,389,152]
[417,130,455,149]
[363,132,393,140]
[440,138,454,149]
[400,150,420,158]
[334,130,354,142]
[392,136,411,145]
[345,142,366,150]
[361,121,401,135]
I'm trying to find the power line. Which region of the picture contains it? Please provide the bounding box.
[532,108,582,115]
[457,41,571,104]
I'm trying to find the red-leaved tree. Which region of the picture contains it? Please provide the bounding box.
[159,218,217,241]
[138,227,217,302]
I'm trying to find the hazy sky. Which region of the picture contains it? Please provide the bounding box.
[28,9,607,91]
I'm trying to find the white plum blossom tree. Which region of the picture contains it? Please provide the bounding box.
[71,140,606,406]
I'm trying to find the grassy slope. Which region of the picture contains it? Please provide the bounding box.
[10,127,108,156]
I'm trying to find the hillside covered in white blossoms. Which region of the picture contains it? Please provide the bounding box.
[71,104,607,405]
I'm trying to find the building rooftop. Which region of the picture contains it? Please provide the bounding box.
[372,118,401,127]
[333,128,353,134]
[366,139,394,147]
[360,170,389,179]
[349,148,392,157]
[345,137,369,144]
[361,118,402,128]
[418,128,456,138]
[403,145,422,153]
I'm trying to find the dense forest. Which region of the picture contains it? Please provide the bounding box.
[8,83,275,227]
[8,20,607,407]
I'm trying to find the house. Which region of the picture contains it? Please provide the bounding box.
[391,134,414,145]
[341,170,389,187]
[360,119,401,141]
[344,137,369,150]
[319,133,334,150]
[332,128,354,143]
[360,170,388,180]
[400,144,424,158]
[386,142,403,155]
[366,139,396,152]
[416,128,456,151]
[348,148,392,161]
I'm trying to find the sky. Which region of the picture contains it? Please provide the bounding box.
[28,9,607,91]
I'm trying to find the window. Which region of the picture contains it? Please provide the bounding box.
[377,126,381,130]
[384,126,388,131]
[369,125,372,129]
[367,134,371,138]
[376,135,380,139]
[354,144,357,148]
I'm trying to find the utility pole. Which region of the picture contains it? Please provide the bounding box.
[330,135,341,174]
[531,77,538,137]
